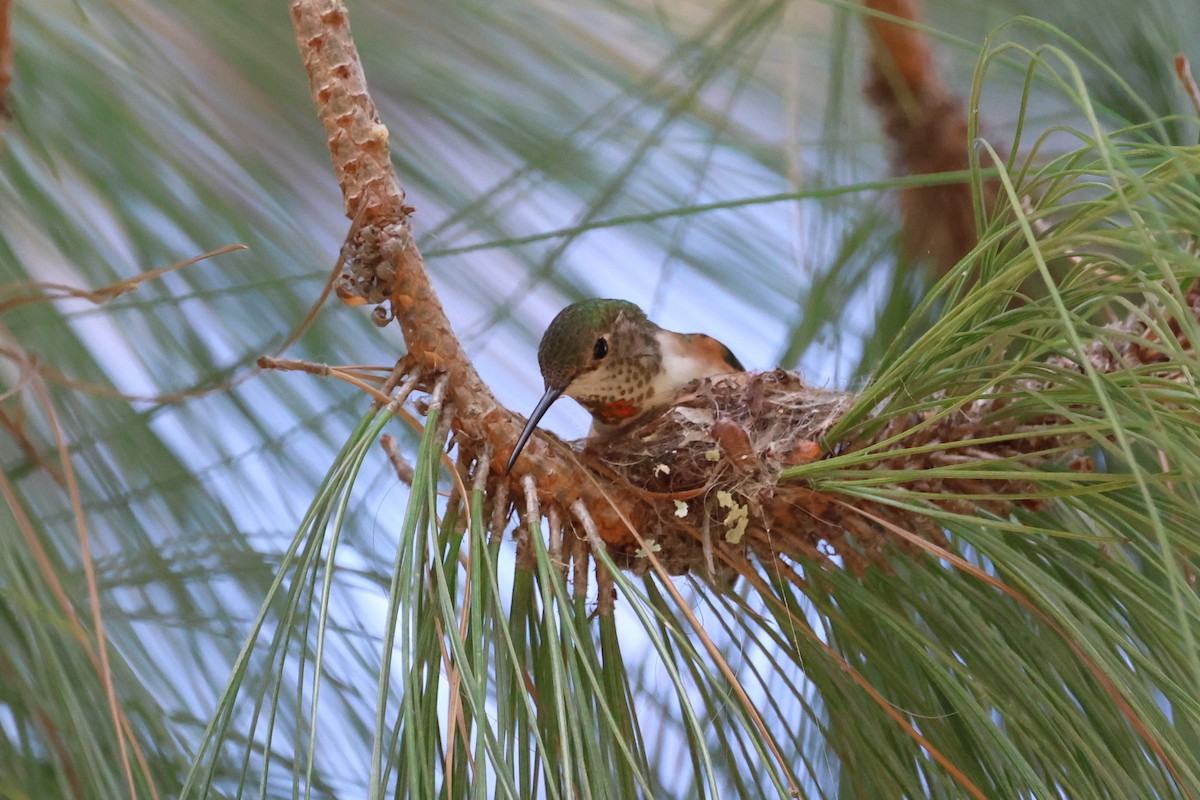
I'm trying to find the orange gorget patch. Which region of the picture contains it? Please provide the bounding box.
[595,399,639,423]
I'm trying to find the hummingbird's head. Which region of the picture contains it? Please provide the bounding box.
[537,298,649,395]
[506,299,656,473]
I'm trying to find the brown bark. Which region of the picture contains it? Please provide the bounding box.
[1177,55,1200,116]
[863,0,987,275]
[0,0,13,125]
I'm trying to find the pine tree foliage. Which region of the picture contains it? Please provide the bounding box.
[1,1,1199,798]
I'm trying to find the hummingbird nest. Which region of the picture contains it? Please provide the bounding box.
[584,367,1068,580]
[584,370,875,579]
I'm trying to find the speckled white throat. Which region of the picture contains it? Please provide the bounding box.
[577,329,740,438]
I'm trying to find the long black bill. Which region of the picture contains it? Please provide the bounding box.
[506,385,565,474]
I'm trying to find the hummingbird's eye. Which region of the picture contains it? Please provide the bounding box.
[593,338,609,360]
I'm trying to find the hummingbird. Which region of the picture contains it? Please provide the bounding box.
[506,298,745,473]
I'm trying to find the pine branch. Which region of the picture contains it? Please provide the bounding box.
[289,0,664,554]
[0,0,12,127]
[863,0,991,275]
[289,0,1200,580]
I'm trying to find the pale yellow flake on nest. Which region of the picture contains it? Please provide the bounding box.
[635,539,663,558]
[716,491,749,543]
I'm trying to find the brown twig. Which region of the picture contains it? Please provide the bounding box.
[380,434,415,485]
[571,533,589,601]
[1176,54,1200,117]
[256,356,333,379]
[0,0,12,126]
[0,336,65,483]
[0,244,337,442]
[0,245,246,314]
[0,404,63,483]
[863,0,988,275]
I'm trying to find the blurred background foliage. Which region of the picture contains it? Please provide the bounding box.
[2,0,1200,797]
